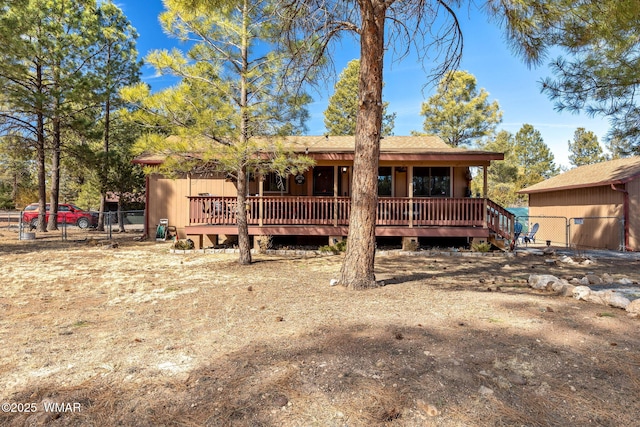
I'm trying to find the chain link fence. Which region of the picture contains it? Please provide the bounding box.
[6,210,145,242]
[568,216,625,251]
[515,215,625,251]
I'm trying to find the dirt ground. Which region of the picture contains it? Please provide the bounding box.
[1,231,639,427]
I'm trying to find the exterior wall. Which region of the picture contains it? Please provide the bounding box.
[148,163,484,239]
[528,185,626,250]
[148,173,237,239]
[627,178,640,250]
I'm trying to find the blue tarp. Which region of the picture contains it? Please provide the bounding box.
[507,207,530,234]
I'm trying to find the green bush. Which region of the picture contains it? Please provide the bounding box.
[471,241,491,252]
[319,239,347,254]
[173,239,195,250]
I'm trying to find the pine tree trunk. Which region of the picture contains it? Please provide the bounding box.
[236,0,252,265]
[35,63,47,233]
[339,0,387,290]
[98,94,111,232]
[48,116,61,231]
[117,196,125,233]
[236,166,252,265]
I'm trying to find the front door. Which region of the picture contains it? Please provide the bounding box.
[313,166,334,196]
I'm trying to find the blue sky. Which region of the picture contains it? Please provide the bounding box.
[116,1,611,168]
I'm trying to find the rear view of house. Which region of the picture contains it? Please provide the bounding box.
[520,156,640,251]
[135,135,513,249]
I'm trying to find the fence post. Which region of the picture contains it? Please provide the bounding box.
[108,211,113,240]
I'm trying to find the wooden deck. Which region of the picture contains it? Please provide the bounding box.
[186,196,514,241]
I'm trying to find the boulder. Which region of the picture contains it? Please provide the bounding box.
[626,299,640,317]
[602,291,631,309]
[586,274,603,285]
[572,286,591,301]
[584,291,606,305]
[619,277,634,285]
[559,284,576,297]
[601,273,614,284]
[529,274,565,291]
[578,277,591,286]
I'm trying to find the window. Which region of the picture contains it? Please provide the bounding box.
[378,167,392,196]
[413,167,451,197]
[263,173,288,193]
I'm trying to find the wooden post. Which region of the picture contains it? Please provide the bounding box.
[483,165,488,198]
[408,166,414,228]
[333,165,339,226]
[258,177,264,227]
[186,172,192,228]
[483,165,488,228]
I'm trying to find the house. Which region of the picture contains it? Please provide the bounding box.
[134,135,513,249]
[519,156,640,251]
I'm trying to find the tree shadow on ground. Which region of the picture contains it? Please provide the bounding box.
[3,320,639,427]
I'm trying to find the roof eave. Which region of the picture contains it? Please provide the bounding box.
[519,179,628,194]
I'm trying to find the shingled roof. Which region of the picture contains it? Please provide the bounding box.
[134,135,503,165]
[520,156,640,194]
[287,135,471,153]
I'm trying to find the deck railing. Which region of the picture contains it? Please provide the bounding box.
[486,199,515,240]
[188,196,511,232]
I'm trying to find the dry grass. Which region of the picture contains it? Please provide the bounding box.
[1,230,639,426]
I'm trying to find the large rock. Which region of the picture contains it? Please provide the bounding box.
[572,285,592,301]
[602,291,631,309]
[586,274,603,285]
[578,277,591,286]
[559,283,576,297]
[529,274,564,291]
[626,299,640,317]
[574,287,631,309]
[528,274,575,296]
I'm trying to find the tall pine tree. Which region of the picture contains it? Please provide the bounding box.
[324,59,395,136]
[123,0,313,264]
[514,124,558,189]
[568,127,604,167]
[420,70,502,147]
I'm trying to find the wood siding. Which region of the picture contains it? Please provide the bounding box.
[147,174,237,238]
[148,164,485,240]
[628,178,640,250]
[528,185,629,250]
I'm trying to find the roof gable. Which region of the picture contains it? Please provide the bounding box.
[520,156,640,194]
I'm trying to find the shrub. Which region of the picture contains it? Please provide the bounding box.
[471,241,491,252]
[173,239,194,250]
[319,239,347,254]
[255,235,273,253]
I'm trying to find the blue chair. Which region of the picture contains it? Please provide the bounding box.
[511,221,523,249]
[521,223,539,245]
